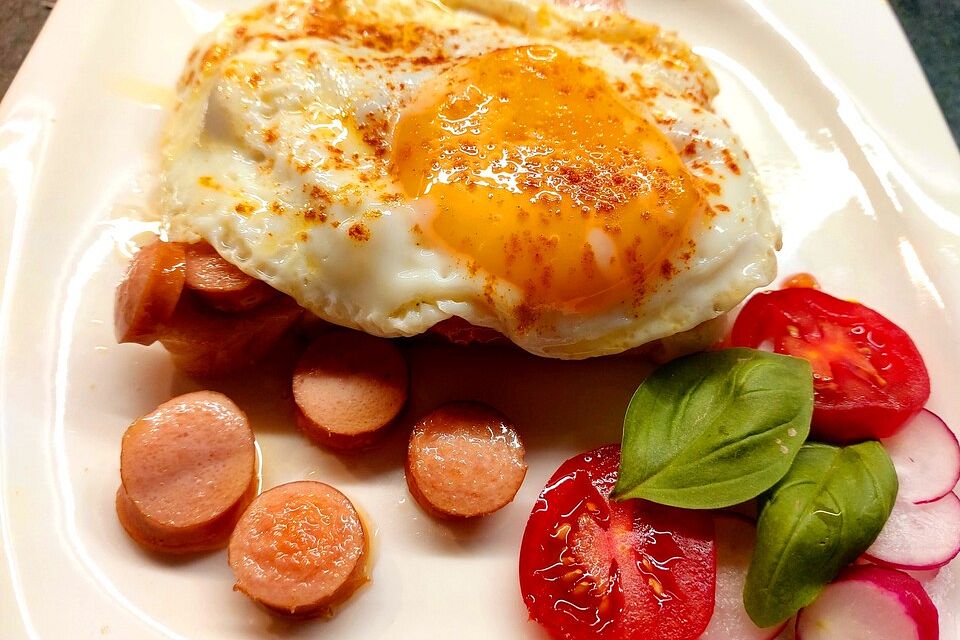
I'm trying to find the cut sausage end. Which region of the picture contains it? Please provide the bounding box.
[405,402,526,519]
[294,407,383,451]
[116,478,257,554]
[228,481,369,617]
[428,317,510,347]
[114,238,186,345]
[292,331,408,449]
[159,294,302,376]
[117,390,258,553]
[182,242,277,312]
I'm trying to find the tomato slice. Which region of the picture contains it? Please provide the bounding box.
[519,446,716,640]
[731,288,929,441]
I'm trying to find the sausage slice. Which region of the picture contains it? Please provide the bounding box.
[114,238,185,345]
[117,390,257,553]
[428,317,509,347]
[405,402,527,519]
[292,331,408,449]
[182,242,277,312]
[228,481,369,617]
[159,294,302,376]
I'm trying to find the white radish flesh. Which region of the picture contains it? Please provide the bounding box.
[865,491,960,570]
[699,514,786,640]
[795,565,937,640]
[882,409,960,504]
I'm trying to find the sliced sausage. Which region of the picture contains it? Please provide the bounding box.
[117,391,257,553]
[428,317,509,347]
[159,294,303,376]
[182,242,277,312]
[114,238,186,345]
[115,480,257,554]
[292,331,408,449]
[228,481,369,617]
[405,402,527,519]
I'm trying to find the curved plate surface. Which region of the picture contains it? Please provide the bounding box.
[1,0,958,638]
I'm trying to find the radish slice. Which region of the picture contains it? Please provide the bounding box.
[882,409,960,504]
[865,491,960,570]
[700,514,786,640]
[795,565,938,639]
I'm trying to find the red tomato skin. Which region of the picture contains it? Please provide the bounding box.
[519,446,716,640]
[731,288,929,442]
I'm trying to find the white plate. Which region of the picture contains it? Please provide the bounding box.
[2,1,959,638]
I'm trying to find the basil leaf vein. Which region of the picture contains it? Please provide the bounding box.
[743,442,898,627]
[612,348,814,509]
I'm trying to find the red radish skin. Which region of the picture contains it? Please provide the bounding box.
[795,565,938,640]
[882,409,960,504]
[865,491,960,570]
[700,515,786,640]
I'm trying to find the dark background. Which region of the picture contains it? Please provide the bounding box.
[1,0,957,143]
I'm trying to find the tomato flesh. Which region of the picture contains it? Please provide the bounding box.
[731,288,929,442]
[519,446,716,640]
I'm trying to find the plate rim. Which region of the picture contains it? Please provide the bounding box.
[1,1,959,637]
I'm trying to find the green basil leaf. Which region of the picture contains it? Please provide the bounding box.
[744,442,898,627]
[612,348,813,508]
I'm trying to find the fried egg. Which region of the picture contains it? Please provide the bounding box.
[161,0,779,359]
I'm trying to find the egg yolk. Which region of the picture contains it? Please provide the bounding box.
[392,46,705,311]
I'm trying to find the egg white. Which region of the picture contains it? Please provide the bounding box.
[161,0,778,359]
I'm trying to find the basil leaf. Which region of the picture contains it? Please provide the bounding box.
[612,348,813,508]
[744,442,898,627]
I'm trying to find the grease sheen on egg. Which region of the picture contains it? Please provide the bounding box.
[161,0,779,359]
